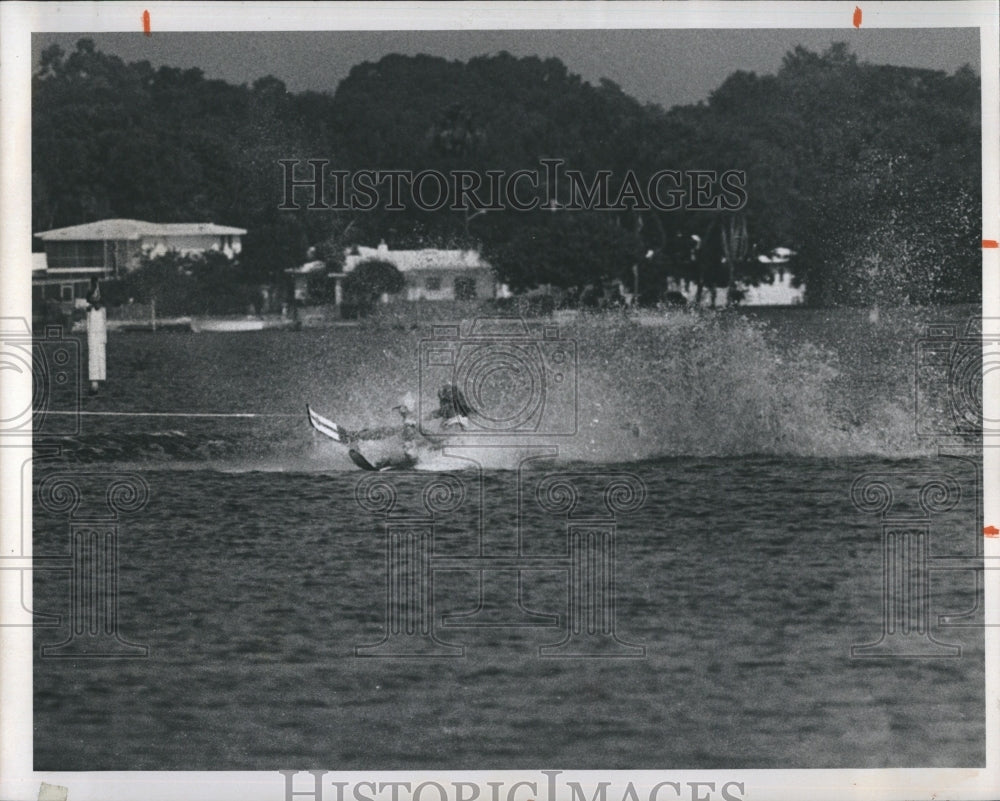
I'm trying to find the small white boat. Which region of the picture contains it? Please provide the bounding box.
[190,317,295,333]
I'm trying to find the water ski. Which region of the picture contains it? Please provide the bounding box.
[348,448,379,471]
[348,448,415,472]
[307,404,418,471]
[306,404,350,443]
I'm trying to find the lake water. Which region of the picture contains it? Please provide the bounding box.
[31,306,985,770]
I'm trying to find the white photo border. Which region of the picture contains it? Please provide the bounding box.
[1,2,998,800]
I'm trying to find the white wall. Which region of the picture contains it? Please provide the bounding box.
[741,272,804,306]
[666,270,804,306]
[141,234,242,260]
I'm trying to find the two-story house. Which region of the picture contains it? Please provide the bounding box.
[33,218,246,304]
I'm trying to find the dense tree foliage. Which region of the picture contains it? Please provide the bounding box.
[33,39,981,306]
[33,40,334,278]
[699,45,981,304]
[481,211,643,302]
[341,258,405,315]
[114,251,263,315]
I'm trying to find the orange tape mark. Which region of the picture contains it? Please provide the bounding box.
[984,240,999,248]
[985,525,999,537]
[853,6,862,28]
[142,10,151,36]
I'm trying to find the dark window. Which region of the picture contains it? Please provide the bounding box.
[60,284,73,301]
[108,240,131,275]
[425,276,442,291]
[46,241,106,269]
[454,276,477,300]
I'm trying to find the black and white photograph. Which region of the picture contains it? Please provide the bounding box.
[1,3,998,800]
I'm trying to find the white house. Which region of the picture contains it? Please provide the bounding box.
[344,242,495,301]
[34,218,246,303]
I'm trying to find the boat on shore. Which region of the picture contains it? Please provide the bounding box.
[73,316,193,333]
[189,316,299,333]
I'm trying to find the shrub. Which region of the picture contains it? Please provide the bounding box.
[342,259,405,316]
[116,250,262,315]
[490,294,556,317]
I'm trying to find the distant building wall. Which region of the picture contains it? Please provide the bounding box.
[42,240,143,273]
[741,271,805,306]
[399,267,495,301]
[666,269,804,307]
[345,243,496,301]
[142,233,242,259]
[33,219,246,303]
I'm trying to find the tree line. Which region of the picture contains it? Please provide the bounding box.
[33,39,981,306]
